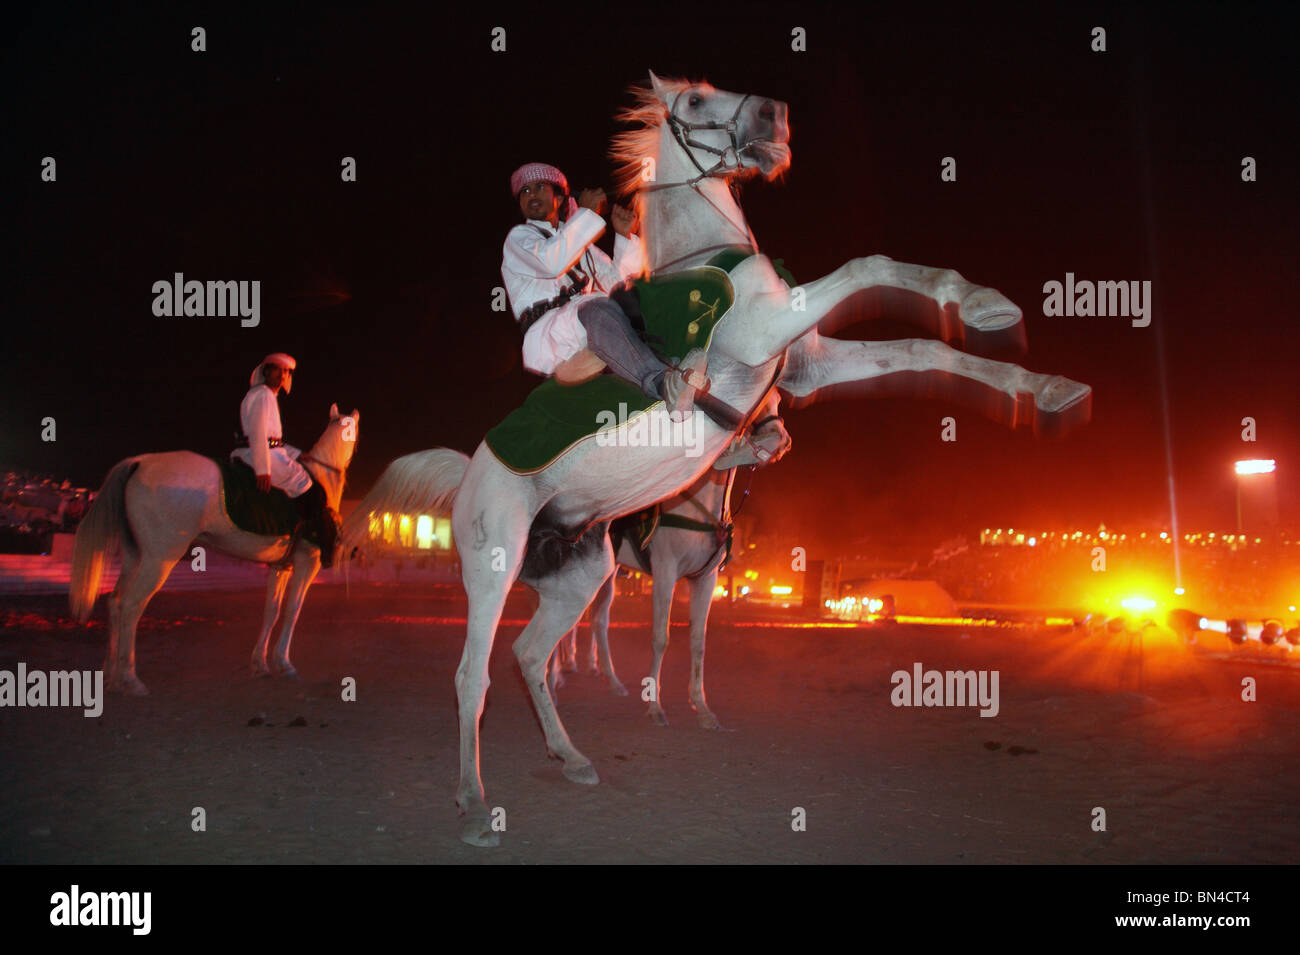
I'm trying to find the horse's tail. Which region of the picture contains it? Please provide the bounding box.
[70,458,141,623]
[338,449,470,560]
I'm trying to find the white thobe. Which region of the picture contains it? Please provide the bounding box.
[501,209,645,375]
[230,384,312,498]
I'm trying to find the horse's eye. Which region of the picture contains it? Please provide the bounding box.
[689,94,702,107]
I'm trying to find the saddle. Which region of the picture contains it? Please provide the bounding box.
[215,457,301,537]
[487,248,780,474]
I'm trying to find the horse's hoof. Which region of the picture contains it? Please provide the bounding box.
[459,814,500,848]
[960,287,1022,332]
[696,711,725,731]
[1034,378,1092,437]
[609,680,629,697]
[273,664,300,681]
[109,675,149,697]
[250,663,272,678]
[648,707,669,727]
[562,762,600,785]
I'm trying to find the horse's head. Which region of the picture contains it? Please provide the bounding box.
[317,402,361,470]
[647,71,791,183]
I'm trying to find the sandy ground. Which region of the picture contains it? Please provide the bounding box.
[1,584,1297,864]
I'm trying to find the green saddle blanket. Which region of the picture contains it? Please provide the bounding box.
[486,248,763,474]
[215,457,300,537]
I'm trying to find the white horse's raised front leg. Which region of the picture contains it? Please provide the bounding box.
[780,334,1091,435]
[719,253,1023,368]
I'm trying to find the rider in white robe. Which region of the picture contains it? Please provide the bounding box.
[231,355,311,498]
[230,353,339,566]
[501,162,707,420]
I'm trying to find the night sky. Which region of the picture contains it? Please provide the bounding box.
[5,2,1297,551]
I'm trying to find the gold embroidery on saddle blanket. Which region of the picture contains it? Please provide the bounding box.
[484,264,738,475]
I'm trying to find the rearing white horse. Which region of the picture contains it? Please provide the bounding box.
[354,73,1090,846]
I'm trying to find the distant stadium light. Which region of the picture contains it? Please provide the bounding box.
[1234,459,1276,475]
[1121,596,1157,611]
[1173,586,1185,595]
[770,585,793,596]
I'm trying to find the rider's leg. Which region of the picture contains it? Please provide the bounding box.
[292,480,338,569]
[577,298,708,421]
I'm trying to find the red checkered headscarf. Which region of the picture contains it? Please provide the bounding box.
[510,162,568,198]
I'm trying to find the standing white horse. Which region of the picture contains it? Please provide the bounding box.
[548,462,741,727]
[70,404,359,695]
[354,73,1090,846]
[547,412,786,720]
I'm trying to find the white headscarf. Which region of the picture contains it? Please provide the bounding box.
[250,353,297,394]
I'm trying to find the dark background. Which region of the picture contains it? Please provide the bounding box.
[4,1,1296,550]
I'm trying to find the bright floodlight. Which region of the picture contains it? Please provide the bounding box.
[1235,459,1276,475]
[1121,597,1157,611]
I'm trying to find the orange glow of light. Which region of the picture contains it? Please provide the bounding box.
[1235,459,1276,475]
[770,585,793,596]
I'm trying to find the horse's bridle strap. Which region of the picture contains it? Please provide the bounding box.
[645,90,757,192]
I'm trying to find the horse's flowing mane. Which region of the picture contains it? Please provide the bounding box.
[609,76,697,219]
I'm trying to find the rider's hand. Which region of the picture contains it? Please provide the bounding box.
[578,187,607,215]
[256,473,272,493]
[611,203,636,237]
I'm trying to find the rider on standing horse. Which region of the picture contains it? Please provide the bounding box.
[232,352,339,567]
[502,162,710,420]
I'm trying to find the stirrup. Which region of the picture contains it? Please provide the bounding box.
[713,436,766,469]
